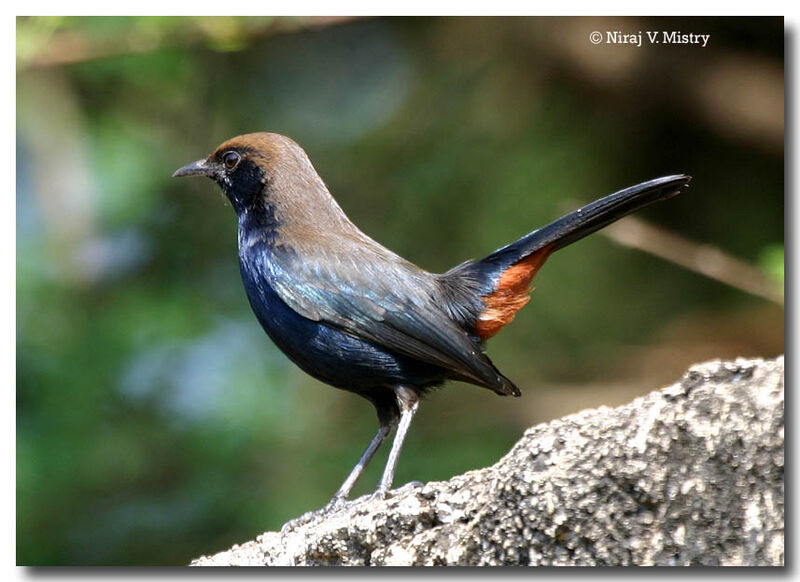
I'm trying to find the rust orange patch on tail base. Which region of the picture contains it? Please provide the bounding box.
[475,245,554,339]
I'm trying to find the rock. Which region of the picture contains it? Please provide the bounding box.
[191,356,784,566]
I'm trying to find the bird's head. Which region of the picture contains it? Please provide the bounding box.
[172,132,333,218]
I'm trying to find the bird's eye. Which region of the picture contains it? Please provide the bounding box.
[222,151,240,170]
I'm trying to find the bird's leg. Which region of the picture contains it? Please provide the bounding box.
[324,419,396,511]
[281,419,396,532]
[374,386,420,500]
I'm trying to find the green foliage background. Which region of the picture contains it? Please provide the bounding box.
[17,16,783,565]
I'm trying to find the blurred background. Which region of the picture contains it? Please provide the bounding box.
[17,16,783,565]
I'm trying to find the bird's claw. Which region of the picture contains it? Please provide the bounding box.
[371,488,390,502]
[281,481,427,532]
[280,495,354,532]
[322,494,350,514]
[280,511,317,532]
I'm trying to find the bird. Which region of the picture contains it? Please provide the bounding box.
[173,132,690,510]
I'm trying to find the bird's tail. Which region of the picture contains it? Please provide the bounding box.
[442,175,691,340]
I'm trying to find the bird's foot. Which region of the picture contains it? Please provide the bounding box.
[322,494,352,514]
[371,487,390,502]
[280,495,353,532]
[370,480,425,503]
[280,511,318,532]
[280,482,426,532]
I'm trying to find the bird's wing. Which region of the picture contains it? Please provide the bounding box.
[258,239,516,394]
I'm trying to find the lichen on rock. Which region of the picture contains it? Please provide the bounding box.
[192,356,784,567]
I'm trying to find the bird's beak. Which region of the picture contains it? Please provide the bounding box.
[172,158,213,178]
